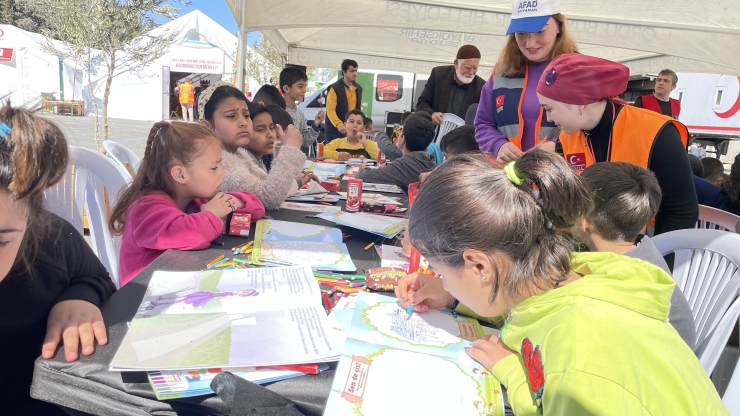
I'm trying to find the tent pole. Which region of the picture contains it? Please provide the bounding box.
[236,0,247,92]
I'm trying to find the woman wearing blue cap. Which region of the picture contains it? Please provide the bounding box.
[475,0,577,163]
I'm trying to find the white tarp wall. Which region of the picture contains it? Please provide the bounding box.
[226,0,740,76]
[1,10,238,121]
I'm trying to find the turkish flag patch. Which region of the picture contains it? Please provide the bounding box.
[566,153,587,171]
[495,95,505,108]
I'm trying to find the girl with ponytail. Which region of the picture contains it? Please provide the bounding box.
[395,149,726,415]
[108,122,265,286]
[0,102,116,415]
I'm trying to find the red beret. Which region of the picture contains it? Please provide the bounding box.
[536,54,630,105]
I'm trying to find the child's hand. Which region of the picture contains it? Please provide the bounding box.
[315,110,325,125]
[358,134,368,145]
[227,194,246,210]
[201,192,234,219]
[338,152,351,161]
[466,334,516,372]
[395,272,454,312]
[275,124,303,149]
[43,300,107,362]
[297,171,320,186]
[357,164,367,171]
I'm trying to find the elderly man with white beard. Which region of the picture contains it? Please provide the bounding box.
[416,44,486,125]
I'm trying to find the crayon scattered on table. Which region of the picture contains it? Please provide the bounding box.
[305,215,319,218]
[207,257,229,269]
[364,242,375,251]
[207,255,225,267]
[322,293,334,312]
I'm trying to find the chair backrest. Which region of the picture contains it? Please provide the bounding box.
[44,146,132,288]
[697,295,740,375]
[697,204,740,232]
[651,229,740,373]
[722,346,740,413]
[434,113,465,144]
[103,140,141,176]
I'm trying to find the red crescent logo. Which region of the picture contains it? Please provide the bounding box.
[714,76,740,119]
[0,29,4,37]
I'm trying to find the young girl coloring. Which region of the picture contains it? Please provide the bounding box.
[0,103,116,415]
[109,122,265,286]
[197,82,308,210]
[396,150,727,415]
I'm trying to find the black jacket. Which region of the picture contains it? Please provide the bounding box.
[416,65,485,118]
[325,79,363,142]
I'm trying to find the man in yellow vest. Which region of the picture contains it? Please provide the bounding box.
[178,80,195,122]
[536,53,697,235]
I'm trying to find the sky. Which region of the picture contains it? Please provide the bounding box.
[154,0,261,45]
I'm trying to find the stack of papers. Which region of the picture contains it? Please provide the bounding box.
[148,364,329,400]
[362,183,404,193]
[317,211,407,238]
[304,161,346,179]
[279,201,342,213]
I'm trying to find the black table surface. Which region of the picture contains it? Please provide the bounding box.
[31,181,408,415]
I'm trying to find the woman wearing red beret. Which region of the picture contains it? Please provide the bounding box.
[475,0,578,164]
[537,53,698,235]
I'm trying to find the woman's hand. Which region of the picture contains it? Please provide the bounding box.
[466,334,516,372]
[395,272,454,312]
[43,300,107,362]
[496,142,524,164]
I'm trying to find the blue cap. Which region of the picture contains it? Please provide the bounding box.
[506,15,552,35]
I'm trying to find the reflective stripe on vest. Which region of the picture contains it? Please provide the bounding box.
[492,67,559,151]
[559,105,688,172]
[179,83,194,105]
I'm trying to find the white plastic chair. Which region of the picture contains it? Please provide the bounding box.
[44,146,132,288]
[722,355,740,413]
[699,295,740,377]
[651,229,740,374]
[697,204,740,232]
[434,113,464,145]
[103,140,141,176]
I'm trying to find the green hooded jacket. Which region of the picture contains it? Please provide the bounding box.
[485,252,727,415]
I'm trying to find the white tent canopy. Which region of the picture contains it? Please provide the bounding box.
[225,0,740,76]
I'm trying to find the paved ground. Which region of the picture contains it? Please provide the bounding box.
[42,114,160,158]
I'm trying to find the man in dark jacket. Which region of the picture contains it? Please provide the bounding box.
[416,45,485,125]
[325,59,363,142]
[355,115,436,191]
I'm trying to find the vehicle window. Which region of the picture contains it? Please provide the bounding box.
[376,75,403,102]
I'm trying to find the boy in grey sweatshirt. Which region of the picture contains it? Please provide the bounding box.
[570,162,697,350]
[355,115,436,191]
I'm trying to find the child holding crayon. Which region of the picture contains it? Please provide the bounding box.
[395,150,726,415]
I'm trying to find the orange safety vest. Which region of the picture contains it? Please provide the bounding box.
[560,104,689,227]
[179,82,194,105]
[559,104,688,172]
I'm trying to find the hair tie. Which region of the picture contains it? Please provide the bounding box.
[0,122,11,137]
[504,162,523,185]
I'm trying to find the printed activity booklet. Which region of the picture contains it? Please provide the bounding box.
[304,161,346,178]
[110,266,343,371]
[324,292,504,416]
[251,220,356,272]
[294,181,329,197]
[317,211,407,239]
[337,193,401,205]
[148,363,330,400]
[279,201,342,213]
[284,194,341,203]
[362,183,403,193]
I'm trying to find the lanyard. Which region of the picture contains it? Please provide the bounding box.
[585,100,616,163]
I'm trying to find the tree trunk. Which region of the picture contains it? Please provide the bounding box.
[102,50,115,142]
[87,49,101,152]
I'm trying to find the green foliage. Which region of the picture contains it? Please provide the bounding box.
[0,0,47,33]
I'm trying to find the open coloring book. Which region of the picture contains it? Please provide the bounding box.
[251,220,356,272]
[324,292,504,416]
[110,266,342,371]
[317,212,407,239]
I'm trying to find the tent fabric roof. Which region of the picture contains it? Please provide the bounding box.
[225,0,740,76]
[150,9,237,62]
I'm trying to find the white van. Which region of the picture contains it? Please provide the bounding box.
[298,69,429,135]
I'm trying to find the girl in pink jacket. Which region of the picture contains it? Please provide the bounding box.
[109,121,265,286]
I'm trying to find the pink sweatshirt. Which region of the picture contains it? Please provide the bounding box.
[118,191,265,286]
